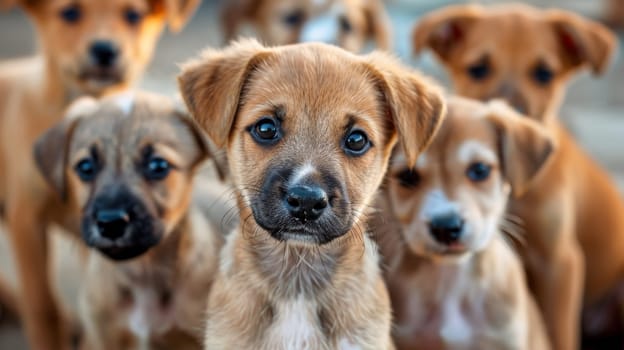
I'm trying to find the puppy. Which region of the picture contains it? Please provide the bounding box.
[34,92,223,349]
[413,4,622,349]
[178,39,444,349]
[221,0,391,52]
[0,1,199,348]
[385,97,552,350]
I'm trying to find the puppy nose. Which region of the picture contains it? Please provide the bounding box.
[95,209,129,240]
[89,41,119,67]
[428,213,464,245]
[285,186,328,223]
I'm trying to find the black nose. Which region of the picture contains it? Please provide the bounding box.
[95,209,129,240]
[428,213,464,245]
[89,41,118,67]
[284,185,328,223]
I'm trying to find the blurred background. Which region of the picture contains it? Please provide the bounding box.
[0,0,622,347]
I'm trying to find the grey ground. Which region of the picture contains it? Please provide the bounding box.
[0,0,622,348]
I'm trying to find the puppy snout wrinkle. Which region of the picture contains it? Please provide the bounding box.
[95,209,130,240]
[428,213,464,245]
[89,40,119,68]
[284,185,329,223]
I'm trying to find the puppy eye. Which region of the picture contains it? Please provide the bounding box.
[466,58,491,81]
[339,16,352,33]
[532,63,554,85]
[60,4,82,24]
[466,162,491,182]
[124,8,143,26]
[283,10,305,27]
[250,117,281,145]
[343,130,371,156]
[144,156,171,181]
[396,169,420,188]
[74,158,97,182]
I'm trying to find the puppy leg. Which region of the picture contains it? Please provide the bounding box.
[6,182,67,350]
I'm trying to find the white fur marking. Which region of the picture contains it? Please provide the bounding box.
[416,153,428,168]
[419,189,460,221]
[457,140,497,165]
[274,296,316,349]
[110,90,135,116]
[440,288,473,345]
[290,163,316,186]
[339,338,362,350]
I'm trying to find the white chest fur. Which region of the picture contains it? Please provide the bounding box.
[268,295,322,350]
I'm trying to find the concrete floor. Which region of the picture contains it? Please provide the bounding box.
[0,0,622,348]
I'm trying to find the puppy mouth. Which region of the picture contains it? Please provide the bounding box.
[78,66,125,87]
[253,215,350,245]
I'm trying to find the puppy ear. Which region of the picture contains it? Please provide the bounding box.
[163,0,201,32]
[365,52,446,168]
[177,38,270,148]
[363,0,392,50]
[33,97,98,201]
[546,10,617,75]
[412,5,481,61]
[486,100,555,197]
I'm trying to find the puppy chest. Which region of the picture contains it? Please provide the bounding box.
[266,296,325,350]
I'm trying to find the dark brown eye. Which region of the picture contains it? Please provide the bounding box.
[532,62,554,85]
[343,130,370,156]
[339,15,352,33]
[467,57,491,81]
[283,9,305,27]
[60,4,81,24]
[250,117,281,146]
[396,169,420,188]
[124,8,143,26]
[466,162,491,182]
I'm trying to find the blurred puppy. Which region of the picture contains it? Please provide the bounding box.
[34,92,223,349]
[178,39,444,349]
[385,97,552,350]
[221,0,391,52]
[0,0,199,348]
[413,4,621,349]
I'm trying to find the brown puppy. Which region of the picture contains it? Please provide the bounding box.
[413,4,621,350]
[385,97,552,350]
[34,92,223,349]
[178,39,444,349]
[221,0,391,52]
[0,1,200,348]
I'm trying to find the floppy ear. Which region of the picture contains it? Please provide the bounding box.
[177,38,271,148]
[486,100,555,197]
[363,0,392,50]
[33,97,99,201]
[163,0,201,32]
[365,52,446,168]
[546,10,617,75]
[412,4,481,62]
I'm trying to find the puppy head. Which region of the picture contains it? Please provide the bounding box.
[34,92,210,260]
[179,39,443,246]
[299,0,392,53]
[387,97,553,261]
[10,0,199,96]
[413,4,617,120]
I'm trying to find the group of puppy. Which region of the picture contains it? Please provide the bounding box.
[0,0,622,349]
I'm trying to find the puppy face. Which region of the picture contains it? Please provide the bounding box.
[299,0,391,52]
[179,40,443,245]
[413,4,617,119]
[387,97,552,261]
[18,0,199,95]
[34,93,209,260]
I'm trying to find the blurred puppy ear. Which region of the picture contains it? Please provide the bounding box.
[177,38,271,148]
[164,0,201,32]
[546,10,617,75]
[486,100,555,197]
[365,52,446,168]
[363,0,392,50]
[412,4,481,62]
[33,97,98,201]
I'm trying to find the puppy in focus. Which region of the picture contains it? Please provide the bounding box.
[34,92,224,350]
[178,38,444,349]
[385,97,552,350]
[0,0,199,348]
[221,0,391,52]
[413,4,621,349]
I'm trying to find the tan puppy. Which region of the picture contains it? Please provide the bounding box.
[33,92,223,349]
[385,97,552,350]
[221,0,391,52]
[178,39,444,349]
[413,4,621,349]
[0,1,200,348]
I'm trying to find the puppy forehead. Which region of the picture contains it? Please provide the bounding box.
[47,0,149,10]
